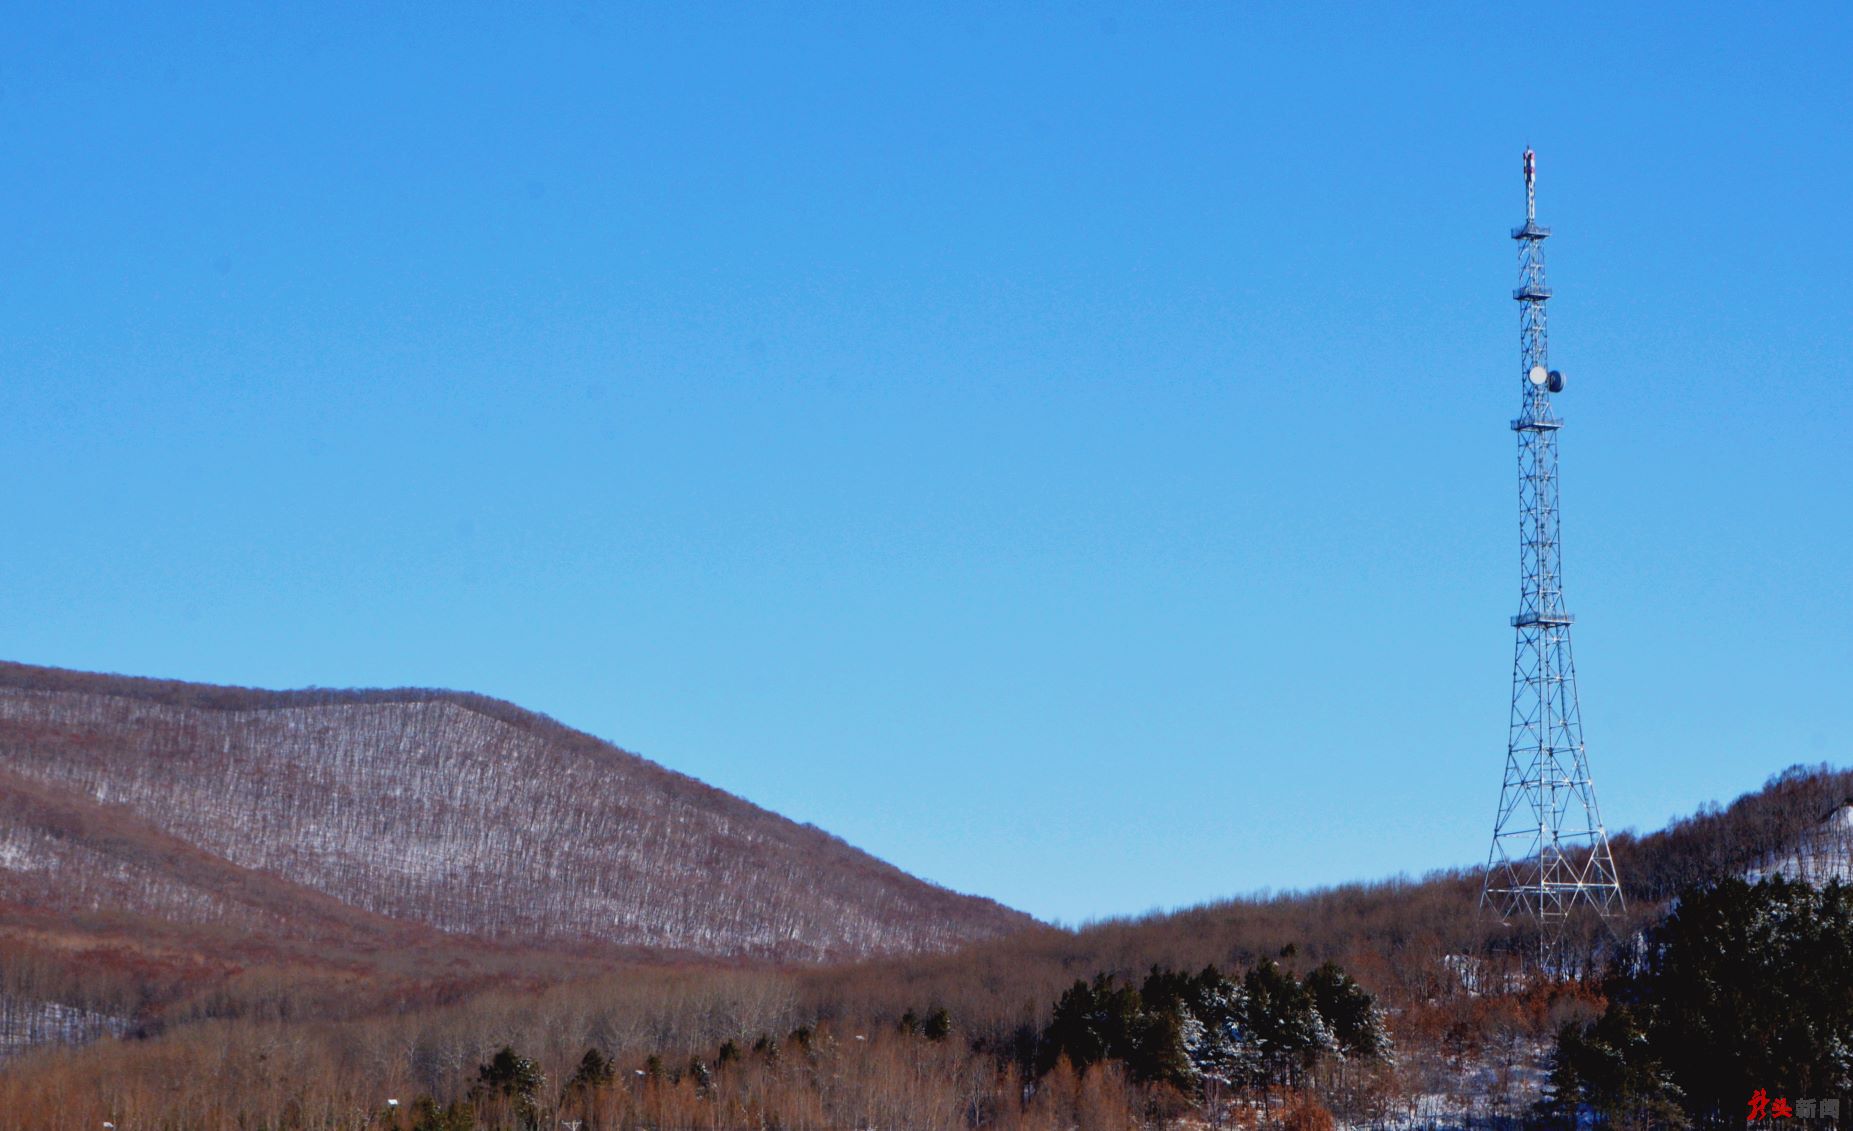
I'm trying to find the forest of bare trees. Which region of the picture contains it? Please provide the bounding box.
[0,659,1847,1128]
[2,753,1841,1127]
[0,661,1027,961]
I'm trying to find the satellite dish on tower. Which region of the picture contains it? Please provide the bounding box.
[1528,365,1549,386]
[1548,370,1564,393]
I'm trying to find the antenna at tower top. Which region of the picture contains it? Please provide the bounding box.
[1523,147,1537,222]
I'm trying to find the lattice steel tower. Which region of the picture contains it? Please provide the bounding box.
[1481,149,1624,923]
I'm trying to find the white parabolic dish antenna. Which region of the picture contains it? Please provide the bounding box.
[1528,364,1549,386]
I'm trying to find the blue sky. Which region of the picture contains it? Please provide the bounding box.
[1,4,1847,924]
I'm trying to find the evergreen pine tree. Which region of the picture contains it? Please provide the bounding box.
[1303,961,1389,1059]
[923,1007,953,1041]
[567,1047,613,1093]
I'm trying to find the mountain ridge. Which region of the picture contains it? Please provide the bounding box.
[0,659,1031,964]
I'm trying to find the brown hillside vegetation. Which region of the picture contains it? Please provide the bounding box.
[0,660,1030,969]
[0,653,1842,1130]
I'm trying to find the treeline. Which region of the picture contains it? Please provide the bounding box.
[1612,762,1853,903]
[422,958,1396,1131]
[0,891,1626,1131]
[0,958,1394,1130]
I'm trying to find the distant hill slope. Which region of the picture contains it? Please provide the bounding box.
[802,763,1853,1058]
[0,661,1030,962]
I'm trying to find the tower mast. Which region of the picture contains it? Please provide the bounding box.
[1481,149,1624,926]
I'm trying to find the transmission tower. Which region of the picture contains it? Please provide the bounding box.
[1481,149,1624,924]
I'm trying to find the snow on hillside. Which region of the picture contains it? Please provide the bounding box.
[0,673,1028,961]
[0,995,127,1057]
[1744,801,1853,886]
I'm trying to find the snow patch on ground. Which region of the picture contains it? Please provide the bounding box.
[0,995,129,1057]
[1746,803,1853,886]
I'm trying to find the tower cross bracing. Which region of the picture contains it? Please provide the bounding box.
[1481,149,1624,923]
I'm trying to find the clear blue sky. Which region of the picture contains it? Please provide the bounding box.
[2,4,1847,924]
